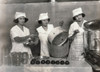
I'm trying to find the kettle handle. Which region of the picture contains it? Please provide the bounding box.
[59,20,64,27]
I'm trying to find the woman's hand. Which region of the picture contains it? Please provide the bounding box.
[24,35,39,47]
[59,20,64,27]
[74,29,79,34]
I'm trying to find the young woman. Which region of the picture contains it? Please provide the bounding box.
[36,13,54,57]
[68,8,87,61]
[10,12,33,65]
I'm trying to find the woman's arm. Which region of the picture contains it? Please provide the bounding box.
[14,35,30,43]
[68,29,79,43]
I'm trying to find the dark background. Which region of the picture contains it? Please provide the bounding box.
[0,1,100,64]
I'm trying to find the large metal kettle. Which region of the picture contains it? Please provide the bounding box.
[48,21,69,58]
[84,20,100,55]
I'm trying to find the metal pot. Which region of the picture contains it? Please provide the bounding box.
[84,20,100,55]
[48,26,69,58]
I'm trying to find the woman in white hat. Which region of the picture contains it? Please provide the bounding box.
[10,12,33,65]
[36,13,54,57]
[68,8,87,61]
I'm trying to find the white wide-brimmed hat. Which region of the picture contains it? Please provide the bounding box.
[38,13,49,21]
[14,12,28,23]
[72,7,84,17]
[15,12,27,19]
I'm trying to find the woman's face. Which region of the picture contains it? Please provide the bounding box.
[75,14,83,22]
[18,16,25,26]
[41,19,49,27]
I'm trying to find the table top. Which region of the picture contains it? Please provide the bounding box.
[0,60,93,72]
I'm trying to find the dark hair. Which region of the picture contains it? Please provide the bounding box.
[13,18,28,23]
[73,13,85,20]
[38,18,50,24]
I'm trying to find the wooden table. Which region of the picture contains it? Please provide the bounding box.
[0,60,93,72]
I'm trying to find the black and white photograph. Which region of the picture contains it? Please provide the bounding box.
[0,0,100,72]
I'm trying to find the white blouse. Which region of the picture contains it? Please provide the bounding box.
[10,25,31,54]
[36,24,54,56]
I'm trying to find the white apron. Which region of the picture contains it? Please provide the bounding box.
[68,20,87,60]
[10,25,31,55]
[36,24,54,57]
